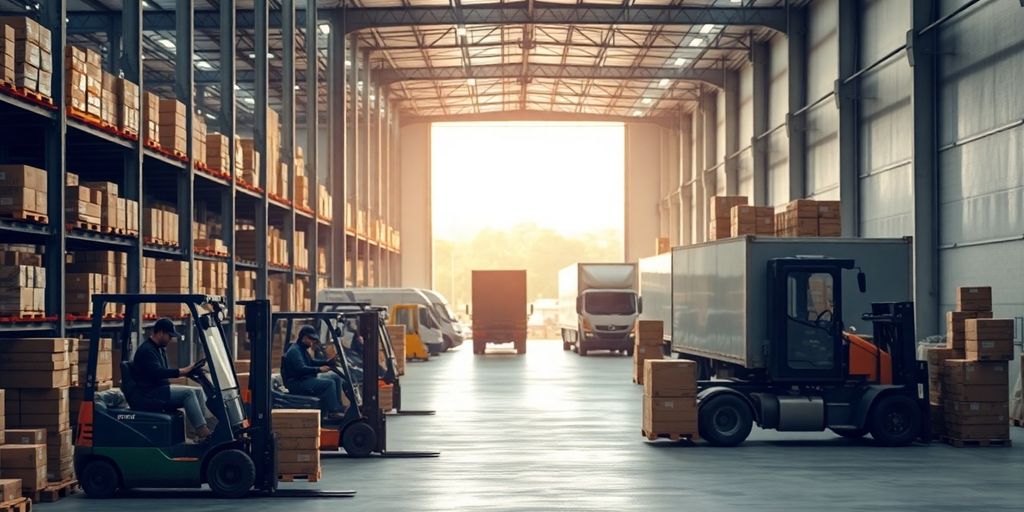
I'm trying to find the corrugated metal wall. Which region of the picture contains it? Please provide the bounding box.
[767,33,791,207]
[805,0,839,200]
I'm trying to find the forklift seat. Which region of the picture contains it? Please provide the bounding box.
[95,388,181,424]
[121,361,182,415]
[270,373,321,410]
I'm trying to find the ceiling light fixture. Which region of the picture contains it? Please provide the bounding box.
[641,98,653,105]
[700,24,715,34]
[674,57,687,67]
[456,25,467,37]
[318,23,331,35]
[158,38,175,49]
[689,37,705,47]
[658,78,670,88]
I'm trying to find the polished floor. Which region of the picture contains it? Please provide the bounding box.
[52,340,1022,511]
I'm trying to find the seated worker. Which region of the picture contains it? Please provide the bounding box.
[132,318,212,440]
[282,325,344,421]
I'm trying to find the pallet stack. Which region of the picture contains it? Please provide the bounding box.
[0,163,48,224]
[235,270,256,318]
[774,199,842,237]
[65,45,100,119]
[235,223,258,261]
[142,91,159,146]
[116,77,140,138]
[64,174,101,230]
[268,275,294,313]
[294,277,310,312]
[79,181,138,236]
[143,204,180,246]
[192,114,207,166]
[65,251,128,317]
[641,359,699,441]
[272,409,320,481]
[268,226,288,267]
[69,338,113,425]
[238,138,261,188]
[139,257,157,317]
[317,185,332,219]
[193,260,227,297]
[0,338,74,493]
[294,230,309,271]
[99,72,117,127]
[0,244,45,318]
[206,133,230,174]
[632,320,663,385]
[158,99,186,155]
[153,260,190,317]
[709,196,747,241]
[1,16,53,99]
[730,205,775,237]
[386,325,407,376]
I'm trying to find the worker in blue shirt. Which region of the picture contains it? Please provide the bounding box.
[282,324,344,420]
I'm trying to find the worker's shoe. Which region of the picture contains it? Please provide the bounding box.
[196,425,213,440]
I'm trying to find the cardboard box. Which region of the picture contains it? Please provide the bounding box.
[940,381,1008,402]
[945,400,1009,416]
[0,337,69,353]
[965,318,1013,340]
[276,436,320,451]
[643,359,697,397]
[642,395,698,434]
[956,286,992,312]
[272,409,319,430]
[0,443,45,467]
[4,428,45,444]
[0,479,20,503]
[943,360,1009,386]
[0,369,68,389]
[966,339,1015,362]
[0,164,46,190]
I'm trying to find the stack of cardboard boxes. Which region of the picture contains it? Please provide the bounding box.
[294,230,309,271]
[268,275,294,313]
[79,180,138,235]
[153,260,190,317]
[194,260,227,297]
[295,147,309,209]
[632,320,663,385]
[0,244,45,317]
[64,175,102,228]
[730,205,775,237]
[99,72,118,127]
[294,277,310,312]
[235,223,258,261]
[774,199,841,237]
[140,257,157,317]
[116,77,140,137]
[0,23,13,85]
[0,163,48,221]
[235,270,256,318]
[272,409,320,478]
[0,338,75,489]
[143,204,180,245]
[206,133,230,174]
[268,226,288,267]
[266,108,282,196]
[641,360,699,439]
[192,114,207,166]
[928,286,1014,445]
[317,247,328,276]
[238,138,261,187]
[69,338,113,426]
[142,91,160,145]
[317,185,332,219]
[64,45,100,118]
[709,196,747,241]
[158,99,187,155]
[386,325,407,376]
[65,251,128,316]
[0,16,52,98]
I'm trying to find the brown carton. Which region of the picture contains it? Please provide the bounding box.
[956,286,992,312]
[272,409,319,429]
[943,360,1009,386]
[642,395,698,434]
[965,318,1013,340]
[4,428,45,444]
[0,443,45,468]
[945,400,1008,416]
[0,479,20,503]
[940,381,1008,402]
[643,359,697,397]
[3,466,45,491]
[966,339,1014,362]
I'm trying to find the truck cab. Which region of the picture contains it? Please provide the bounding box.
[571,288,641,355]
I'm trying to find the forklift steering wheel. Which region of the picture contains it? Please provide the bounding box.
[186,359,208,379]
[814,309,833,324]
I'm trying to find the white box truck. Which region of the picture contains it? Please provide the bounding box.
[558,263,640,356]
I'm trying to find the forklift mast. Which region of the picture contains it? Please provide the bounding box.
[862,302,924,389]
[243,300,277,493]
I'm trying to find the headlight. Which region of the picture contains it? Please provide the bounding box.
[582,318,593,332]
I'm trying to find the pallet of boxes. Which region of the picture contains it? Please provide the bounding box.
[0,338,80,503]
[0,244,46,320]
[272,409,321,482]
[632,320,664,385]
[0,16,54,103]
[386,325,407,376]
[69,338,114,435]
[0,164,48,225]
[0,387,33,512]
[641,359,699,442]
[929,286,1014,447]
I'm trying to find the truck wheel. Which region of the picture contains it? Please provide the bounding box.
[515,339,527,355]
[577,343,588,356]
[81,459,120,499]
[699,394,753,447]
[342,421,378,457]
[562,341,571,351]
[473,340,485,355]
[868,394,921,446]
[830,427,867,439]
[626,347,634,357]
[206,449,256,499]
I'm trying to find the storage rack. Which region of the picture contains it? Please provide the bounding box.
[0,1,403,345]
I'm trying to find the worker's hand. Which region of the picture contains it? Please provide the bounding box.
[319,365,331,373]
[179,363,194,375]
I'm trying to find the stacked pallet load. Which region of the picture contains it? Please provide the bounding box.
[295,146,309,210]
[268,275,294,313]
[774,199,841,237]
[266,108,283,200]
[64,174,101,230]
[158,99,186,156]
[317,185,332,219]
[65,251,128,317]
[294,230,309,271]
[141,91,159,146]
[0,338,75,494]
[317,246,328,276]
[238,138,260,188]
[99,72,117,127]
[272,409,320,481]
[235,270,256,318]
[193,208,227,256]
[268,226,288,267]
[641,359,699,441]
[69,338,114,426]
[0,164,47,223]
[708,196,747,241]
[153,260,190,317]
[79,181,138,236]
[206,132,230,175]
[235,222,258,261]
[116,77,140,138]
[0,387,31,509]
[0,244,45,318]
[294,277,311,312]
[386,325,407,376]
[143,203,180,246]
[632,320,664,385]
[938,286,1013,447]
[730,205,775,237]
[192,114,207,167]
[0,23,12,85]
[64,45,100,119]
[194,260,227,297]
[139,257,157,317]
[0,16,53,99]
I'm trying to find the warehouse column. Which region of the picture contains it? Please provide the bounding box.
[750,42,769,207]
[723,71,740,196]
[283,0,298,290]
[306,2,320,303]
[691,96,705,242]
[702,90,717,237]
[909,0,941,337]
[347,33,360,286]
[44,0,67,335]
[254,0,270,299]
[380,92,390,286]
[678,111,691,246]
[836,0,860,237]
[219,0,237,347]
[122,1,143,322]
[392,110,402,284]
[175,0,195,292]
[361,49,372,287]
[328,10,346,288]
[786,6,808,201]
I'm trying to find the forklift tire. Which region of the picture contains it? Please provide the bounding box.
[81,459,120,499]
[867,394,921,447]
[626,347,634,357]
[830,427,867,439]
[578,343,588,356]
[206,449,256,499]
[698,394,753,447]
[342,421,378,458]
[562,341,571,351]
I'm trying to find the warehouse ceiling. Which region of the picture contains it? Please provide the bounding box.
[4,0,792,123]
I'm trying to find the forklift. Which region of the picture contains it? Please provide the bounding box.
[74,294,355,499]
[270,304,438,458]
[694,258,929,447]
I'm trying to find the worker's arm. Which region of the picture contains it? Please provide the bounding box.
[284,346,321,378]
[136,346,181,379]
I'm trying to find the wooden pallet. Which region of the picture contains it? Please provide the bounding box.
[0,210,48,224]
[144,236,180,247]
[68,220,101,232]
[25,479,78,503]
[642,430,698,442]
[18,88,54,107]
[278,472,320,483]
[143,139,161,150]
[942,436,1012,448]
[68,107,102,125]
[102,225,127,235]
[0,497,31,512]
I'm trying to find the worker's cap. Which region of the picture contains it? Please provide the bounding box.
[298,324,320,341]
[153,318,180,339]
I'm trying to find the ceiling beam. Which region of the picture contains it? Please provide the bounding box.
[401,109,676,127]
[375,63,728,88]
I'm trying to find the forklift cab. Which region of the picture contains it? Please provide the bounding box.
[390,304,432,360]
[75,295,275,499]
[766,258,853,383]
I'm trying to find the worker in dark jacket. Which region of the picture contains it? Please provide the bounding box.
[132,318,212,440]
[282,325,344,420]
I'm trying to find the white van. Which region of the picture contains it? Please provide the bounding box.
[416,289,467,348]
[317,288,451,355]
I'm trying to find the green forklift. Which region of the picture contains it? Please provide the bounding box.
[74,294,356,499]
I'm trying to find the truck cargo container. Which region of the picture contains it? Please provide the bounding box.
[638,253,672,349]
[471,270,529,355]
[558,263,640,356]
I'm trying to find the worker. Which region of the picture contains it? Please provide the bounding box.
[132,318,212,440]
[283,325,345,421]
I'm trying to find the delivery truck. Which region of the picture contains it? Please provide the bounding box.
[470,270,529,355]
[558,263,640,356]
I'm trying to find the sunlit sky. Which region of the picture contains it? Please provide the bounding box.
[431,122,625,240]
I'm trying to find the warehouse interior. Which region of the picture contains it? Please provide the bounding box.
[0,0,1021,510]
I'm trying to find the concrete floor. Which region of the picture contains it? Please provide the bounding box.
[51,340,1022,511]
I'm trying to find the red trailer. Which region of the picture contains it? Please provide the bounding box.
[470,270,529,355]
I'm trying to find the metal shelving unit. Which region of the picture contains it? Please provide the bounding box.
[0,1,402,340]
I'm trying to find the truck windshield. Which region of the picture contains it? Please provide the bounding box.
[420,308,440,329]
[585,292,636,315]
[433,303,453,322]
